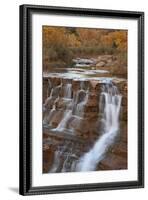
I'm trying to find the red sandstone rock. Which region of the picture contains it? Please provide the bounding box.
[43,145,54,173]
[98,153,127,170]
[43,74,128,173]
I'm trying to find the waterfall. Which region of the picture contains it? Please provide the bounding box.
[43,82,73,132]
[75,92,89,116]
[50,150,78,173]
[52,82,72,131]
[43,104,56,125]
[47,79,52,98]
[61,154,71,172]
[43,76,125,173]
[64,83,72,99]
[49,150,62,173]
[76,83,122,171]
[53,110,72,132]
[44,88,54,107]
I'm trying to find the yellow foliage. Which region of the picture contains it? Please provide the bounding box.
[43,26,69,48]
[43,26,127,51]
[43,26,127,65]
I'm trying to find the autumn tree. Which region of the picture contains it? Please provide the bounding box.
[42,26,127,71]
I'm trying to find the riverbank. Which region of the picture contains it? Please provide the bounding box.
[44,55,127,78]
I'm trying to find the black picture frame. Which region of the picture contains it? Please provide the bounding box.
[19,4,144,196]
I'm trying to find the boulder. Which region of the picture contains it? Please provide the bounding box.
[96,61,106,67]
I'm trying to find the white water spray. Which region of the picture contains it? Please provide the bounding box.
[54,110,72,132]
[75,92,89,116]
[64,83,72,99]
[76,83,122,171]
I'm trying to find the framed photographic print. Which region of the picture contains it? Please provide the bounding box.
[19,4,144,195]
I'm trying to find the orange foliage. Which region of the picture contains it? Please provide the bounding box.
[43,26,127,64]
[76,28,108,46]
[43,26,127,50]
[101,30,127,50]
[43,26,69,48]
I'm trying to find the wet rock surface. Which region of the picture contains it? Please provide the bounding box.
[43,68,127,173]
[97,122,127,170]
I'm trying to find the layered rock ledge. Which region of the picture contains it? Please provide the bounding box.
[43,74,127,173]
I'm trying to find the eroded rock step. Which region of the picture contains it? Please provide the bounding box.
[43,74,127,173]
[43,126,85,144]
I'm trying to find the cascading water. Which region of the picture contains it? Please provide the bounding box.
[43,86,58,125]
[44,88,54,106]
[64,83,72,99]
[49,142,78,173]
[52,82,73,132]
[43,104,56,125]
[54,110,72,132]
[49,150,62,173]
[46,79,52,98]
[43,81,72,129]
[75,92,89,116]
[43,76,124,173]
[76,82,122,171]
